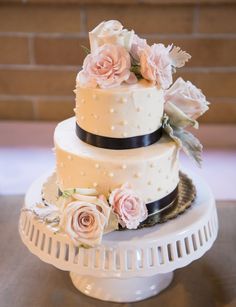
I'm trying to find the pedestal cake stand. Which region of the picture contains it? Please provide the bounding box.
[19,171,218,303]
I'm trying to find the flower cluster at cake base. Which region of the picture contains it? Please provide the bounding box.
[26,184,148,248]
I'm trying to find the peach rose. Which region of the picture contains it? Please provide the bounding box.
[77,43,136,88]
[140,43,173,89]
[60,194,110,247]
[109,184,147,229]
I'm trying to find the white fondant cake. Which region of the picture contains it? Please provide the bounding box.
[75,80,164,138]
[55,117,179,203]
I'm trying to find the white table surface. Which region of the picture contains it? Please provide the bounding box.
[0,121,236,199]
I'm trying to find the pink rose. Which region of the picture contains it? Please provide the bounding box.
[77,43,137,89]
[140,43,173,89]
[109,184,148,229]
[130,34,149,62]
[60,194,110,247]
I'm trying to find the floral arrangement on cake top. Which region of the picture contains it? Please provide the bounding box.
[78,20,191,90]
[77,20,209,166]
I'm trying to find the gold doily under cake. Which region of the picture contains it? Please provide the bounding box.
[139,171,196,228]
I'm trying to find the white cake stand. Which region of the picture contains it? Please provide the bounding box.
[19,171,218,303]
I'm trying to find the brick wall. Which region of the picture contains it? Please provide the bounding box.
[0,0,236,124]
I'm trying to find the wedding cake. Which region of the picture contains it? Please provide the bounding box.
[32,20,209,248]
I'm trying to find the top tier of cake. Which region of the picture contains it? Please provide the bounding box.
[75,79,164,139]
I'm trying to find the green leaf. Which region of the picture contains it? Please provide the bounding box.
[174,128,203,167]
[163,113,203,167]
[81,45,90,55]
[104,211,119,234]
[130,64,142,79]
[165,101,198,129]
[61,188,76,198]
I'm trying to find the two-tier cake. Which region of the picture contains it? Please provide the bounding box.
[28,20,209,248]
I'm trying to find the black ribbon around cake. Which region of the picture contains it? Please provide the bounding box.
[76,123,163,150]
[146,186,178,216]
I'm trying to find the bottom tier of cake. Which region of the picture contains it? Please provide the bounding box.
[54,117,179,203]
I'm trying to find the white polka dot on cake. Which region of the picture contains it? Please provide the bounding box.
[110,125,115,131]
[67,155,72,160]
[109,108,115,113]
[121,97,128,103]
[121,120,128,126]
[109,172,114,178]
[121,164,127,169]
[95,163,100,169]
[134,172,141,178]
[93,182,98,187]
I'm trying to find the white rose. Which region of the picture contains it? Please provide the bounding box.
[60,194,110,247]
[164,77,209,128]
[89,20,134,53]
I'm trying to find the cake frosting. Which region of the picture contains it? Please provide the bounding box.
[55,117,179,203]
[75,79,164,138]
